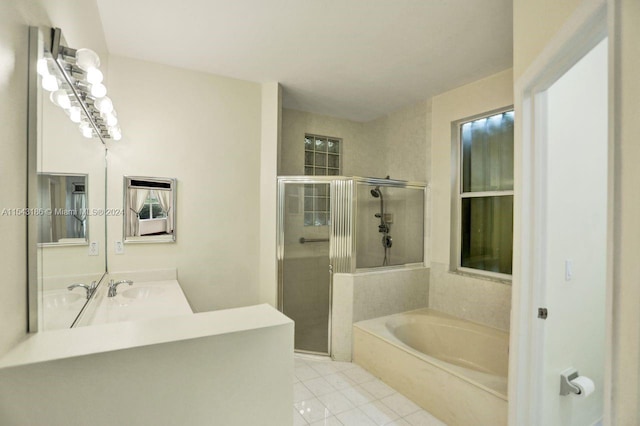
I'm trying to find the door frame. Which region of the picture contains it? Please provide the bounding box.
[509,0,610,424]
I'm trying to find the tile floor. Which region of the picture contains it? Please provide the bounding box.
[293,354,447,426]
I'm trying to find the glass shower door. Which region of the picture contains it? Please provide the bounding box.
[279,181,331,355]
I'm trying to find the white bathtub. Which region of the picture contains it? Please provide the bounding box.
[353,308,508,426]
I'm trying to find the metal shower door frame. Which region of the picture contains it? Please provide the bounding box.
[277,176,348,356]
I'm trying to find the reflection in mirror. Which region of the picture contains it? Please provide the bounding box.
[124,177,176,243]
[38,173,88,244]
[28,27,108,332]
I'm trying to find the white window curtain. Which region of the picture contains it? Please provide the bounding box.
[72,192,87,238]
[156,189,173,233]
[129,189,149,236]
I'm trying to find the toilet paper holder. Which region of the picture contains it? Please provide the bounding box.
[560,368,583,396]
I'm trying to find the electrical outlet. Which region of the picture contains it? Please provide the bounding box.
[115,241,124,255]
[88,241,99,256]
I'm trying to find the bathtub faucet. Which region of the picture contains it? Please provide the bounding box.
[108,279,133,297]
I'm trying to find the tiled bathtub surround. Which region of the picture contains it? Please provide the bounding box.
[293,355,445,425]
[428,262,511,331]
[332,267,429,361]
[352,309,508,426]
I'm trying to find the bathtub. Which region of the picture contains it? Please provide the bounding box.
[353,308,508,426]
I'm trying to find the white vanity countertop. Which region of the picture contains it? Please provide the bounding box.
[42,289,88,330]
[78,279,193,327]
[0,304,292,369]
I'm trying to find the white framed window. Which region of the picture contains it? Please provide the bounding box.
[303,134,341,227]
[451,108,514,280]
[139,191,167,220]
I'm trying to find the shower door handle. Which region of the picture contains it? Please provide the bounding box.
[328,265,333,274]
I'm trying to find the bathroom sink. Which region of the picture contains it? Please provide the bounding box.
[44,292,84,309]
[121,286,165,300]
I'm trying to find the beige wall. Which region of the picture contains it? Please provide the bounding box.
[259,82,281,307]
[0,0,108,355]
[105,55,264,313]
[513,0,584,79]
[280,108,381,177]
[610,0,640,422]
[280,100,431,183]
[428,69,513,331]
[367,100,431,182]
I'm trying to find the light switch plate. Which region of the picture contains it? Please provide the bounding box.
[115,241,124,255]
[565,260,573,281]
[88,241,99,256]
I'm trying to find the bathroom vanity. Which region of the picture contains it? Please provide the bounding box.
[75,270,192,326]
[0,26,294,426]
[0,304,293,426]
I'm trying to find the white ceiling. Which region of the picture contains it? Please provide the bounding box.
[96,0,513,122]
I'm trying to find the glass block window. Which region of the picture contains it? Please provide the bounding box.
[303,183,330,227]
[304,134,341,176]
[456,110,514,277]
[304,134,340,226]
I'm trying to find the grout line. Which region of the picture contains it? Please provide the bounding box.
[294,357,446,426]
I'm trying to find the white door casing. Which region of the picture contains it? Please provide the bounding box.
[509,0,610,425]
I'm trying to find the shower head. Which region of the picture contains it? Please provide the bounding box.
[370,187,381,198]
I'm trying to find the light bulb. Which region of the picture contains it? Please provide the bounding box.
[95,96,113,114]
[79,122,93,138]
[111,129,122,141]
[50,90,71,109]
[41,75,59,92]
[37,58,49,76]
[90,83,107,98]
[109,126,122,141]
[69,107,82,123]
[86,68,103,84]
[82,127,94,138]
[105,112,118,127]
[75,48,100,71]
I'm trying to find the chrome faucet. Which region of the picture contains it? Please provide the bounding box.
[67,281,98,300]
[108,279,133,297]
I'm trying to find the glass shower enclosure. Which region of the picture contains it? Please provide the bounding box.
[277,176,427,355]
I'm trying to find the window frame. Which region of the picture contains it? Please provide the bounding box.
[450,106,514,282]
[139,191,167,220]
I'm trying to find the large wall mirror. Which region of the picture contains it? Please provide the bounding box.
[28,27,107,331]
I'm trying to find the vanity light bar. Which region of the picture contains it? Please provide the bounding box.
[38,28,122,142]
